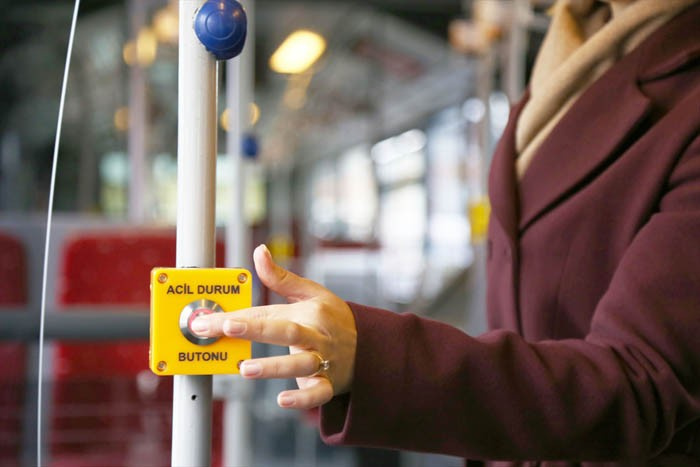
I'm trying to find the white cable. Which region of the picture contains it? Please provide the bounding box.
[37,1,81,464]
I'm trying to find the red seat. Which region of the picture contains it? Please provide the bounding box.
[0,232,28,467]
[50,229,226,466]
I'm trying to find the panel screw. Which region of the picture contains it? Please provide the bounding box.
[157,361,167,372]
[158,273,168,284]
[237,273,248,284]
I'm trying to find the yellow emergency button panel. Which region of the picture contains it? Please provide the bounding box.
[150,267,252,376]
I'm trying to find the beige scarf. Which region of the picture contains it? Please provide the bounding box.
[516,0,698,178]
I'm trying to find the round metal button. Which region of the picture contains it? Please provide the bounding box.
[179,299,223,346]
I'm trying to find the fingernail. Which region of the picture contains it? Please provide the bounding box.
[239,361,262,377]
[190,318,209,333]
[223,320,246,336]
[260,244,272,259]
[278,393,295,408]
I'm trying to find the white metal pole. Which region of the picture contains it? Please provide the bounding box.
[223,1,254,465]
[173,1,218,465]
[225,0,254,269]
[127,0,150,222]
[226,59,248,268]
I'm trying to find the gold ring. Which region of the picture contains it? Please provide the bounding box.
[309,351,330,377]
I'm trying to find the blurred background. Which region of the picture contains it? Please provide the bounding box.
[0,0,552,465]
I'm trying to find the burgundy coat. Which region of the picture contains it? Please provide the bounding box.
[320,5,700,467]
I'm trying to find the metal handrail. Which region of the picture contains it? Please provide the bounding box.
[0,309,148,341]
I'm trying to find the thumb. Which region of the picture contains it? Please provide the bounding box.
[253,244,322,302]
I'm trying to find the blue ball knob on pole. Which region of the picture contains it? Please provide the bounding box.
[194,0,247,60]
[242,133,259,159]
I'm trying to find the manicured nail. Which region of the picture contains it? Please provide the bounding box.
[190,318,209,333]
[223,320,246,336]
[278,393,295,408]
[240,361,262,377]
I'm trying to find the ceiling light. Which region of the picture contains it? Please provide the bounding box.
[136,27,158,66]
[220,104,260,132]
[249,102,260,126]
[114,107,129,132]
[153,4,179,44]
[270,30,326,74]
[123,27,158,67]
[220,108,231,132]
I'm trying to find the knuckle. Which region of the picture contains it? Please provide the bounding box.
[269,358,281,377]
[250,308,269,321]
[275,267,294,290]
[250,319,265,338]
[277,267,289,283]
[284,322,301,343]
[307,299,324,320]
[317,333,332,350]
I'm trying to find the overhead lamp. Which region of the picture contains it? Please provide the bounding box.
[220,108,231,132]
[153,3,179,44]
[123,27,158,67]
[114,107,129,132]
[249,102,260,126]
[220,103,261,132]
[136,27,158,65]
[269,29,326,74]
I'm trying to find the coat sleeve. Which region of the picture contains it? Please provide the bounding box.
[319,135,700,462]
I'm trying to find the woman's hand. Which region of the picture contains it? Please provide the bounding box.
[191,244,357,410]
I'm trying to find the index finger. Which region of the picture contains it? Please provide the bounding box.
[190,303,323,348]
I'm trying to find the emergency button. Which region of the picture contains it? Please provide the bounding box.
[188,307,214,331]
[179,299,223,346]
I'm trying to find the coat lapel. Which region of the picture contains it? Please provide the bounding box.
[488,93,528,245]
[517,64,652,231]
[492,3,700,236]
